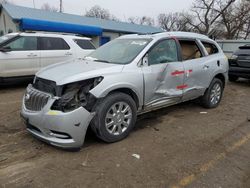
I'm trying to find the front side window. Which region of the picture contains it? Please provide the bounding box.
[40,37,70,50]
[202,41,219,55]
[148,39,178,65]
[87,38,151,64]
[179,40,203,60]
[74,39,95,50]
[2,36,38,51]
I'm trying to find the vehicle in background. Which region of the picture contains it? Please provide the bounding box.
[217,40,250,58]
[228,44,250,82]
[21,32,228,149]
[0,32,95,84]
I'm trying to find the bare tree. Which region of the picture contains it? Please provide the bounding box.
[128,16,155,26]
[186,0,236,35]
[41,3,58,12]
[217,0,250,39]
[158,12,193,31]
[85,5,119,21]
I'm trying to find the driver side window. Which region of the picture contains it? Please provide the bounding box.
[148,39,178,65]
[3,36,38,51]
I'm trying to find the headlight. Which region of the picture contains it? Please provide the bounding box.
[51,77,103,112]
[230,54,238,60]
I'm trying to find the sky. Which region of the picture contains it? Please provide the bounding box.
[8,0,195,21]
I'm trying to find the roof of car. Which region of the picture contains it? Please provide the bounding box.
[7,32,92,40]
[120,32,212,41]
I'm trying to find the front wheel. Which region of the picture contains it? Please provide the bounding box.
[91,92,137,143]
[200,78,224,108]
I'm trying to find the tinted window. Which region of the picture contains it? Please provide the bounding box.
[148,39,178,65]
[202,41,219,55]
[179,40,202,60]
[40,37,70,50]
[3,36,38,51]
[74,39,95,49]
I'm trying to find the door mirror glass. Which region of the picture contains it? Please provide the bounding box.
[0,46,12,52]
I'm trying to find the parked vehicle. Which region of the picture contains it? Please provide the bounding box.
[0,32,95,84]
[21,32,228,149]
[228,44,250,81]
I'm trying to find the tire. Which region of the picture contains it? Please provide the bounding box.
[200,78,224,109]
[91,92,137,143]
[229,75,238,82]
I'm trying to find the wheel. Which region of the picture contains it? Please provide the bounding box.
[229,75,238,82]
[91,92,137,143]
[200,78,224,108]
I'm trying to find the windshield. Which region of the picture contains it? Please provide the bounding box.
[86,38,151,64]
[0,34,17,44]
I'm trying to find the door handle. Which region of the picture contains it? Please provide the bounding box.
[203,65,209,70]
[27,53,38,57]
[65,52,73,56]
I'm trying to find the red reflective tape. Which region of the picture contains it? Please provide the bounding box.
[188,69,193,73]
[176,84,188,90]
[171,70,185,76]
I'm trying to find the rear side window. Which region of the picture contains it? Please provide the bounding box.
[179,40,203,60]
[74,39,95,50]
[3,36,38,51]
[40,37,70,50]
[202,41,219,55]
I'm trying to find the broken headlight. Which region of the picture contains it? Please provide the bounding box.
[51,77,103,112]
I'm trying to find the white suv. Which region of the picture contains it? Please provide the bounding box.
[0,32,95,84]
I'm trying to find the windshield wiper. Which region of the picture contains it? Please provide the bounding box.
[93,59,111,63]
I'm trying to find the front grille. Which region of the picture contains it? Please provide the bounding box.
[24,86,51,111]
[33,77,57,96]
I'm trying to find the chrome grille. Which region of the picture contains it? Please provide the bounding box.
[24,85,51,111]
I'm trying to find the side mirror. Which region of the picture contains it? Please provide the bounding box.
[0,46,12,52]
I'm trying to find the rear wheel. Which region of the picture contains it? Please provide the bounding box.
[91,92,137,143]
[229,75,238,82]
[200,78,224,108]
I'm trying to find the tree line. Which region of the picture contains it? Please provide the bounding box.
[1,0,249,39]
[84,0,250,39]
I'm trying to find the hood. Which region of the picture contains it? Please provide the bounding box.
[36,59,124,85]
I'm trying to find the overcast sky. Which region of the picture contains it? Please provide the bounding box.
[9,0,194,20]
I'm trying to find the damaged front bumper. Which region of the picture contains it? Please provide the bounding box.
[21,85,95,149]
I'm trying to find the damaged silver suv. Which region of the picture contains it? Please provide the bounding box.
[21,32,228,149]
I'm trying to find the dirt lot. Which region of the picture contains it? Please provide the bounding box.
[0,80,250,188]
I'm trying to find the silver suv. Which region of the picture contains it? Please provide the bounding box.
[21,32,228,149]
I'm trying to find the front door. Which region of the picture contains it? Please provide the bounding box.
[0,36,40,77]
[142,39,185,109]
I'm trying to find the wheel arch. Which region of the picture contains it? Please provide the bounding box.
[214,73,226,88]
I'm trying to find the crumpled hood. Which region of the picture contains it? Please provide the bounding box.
[36,59,124,85]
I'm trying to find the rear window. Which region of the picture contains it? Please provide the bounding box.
[40,37,70,50]
[74,39,95,50]
[201,41,219,55]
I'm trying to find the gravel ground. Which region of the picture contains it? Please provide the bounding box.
[0,80,250,188]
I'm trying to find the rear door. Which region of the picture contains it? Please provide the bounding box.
[178,39,211,101]
[39,37,74,68]
[142,39,185,109]
[73,39,96,58]
[0,36,40,77]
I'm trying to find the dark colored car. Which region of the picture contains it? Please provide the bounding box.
[228,44,250,81]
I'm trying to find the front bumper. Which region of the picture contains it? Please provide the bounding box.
[21,87,95,149]
[229,66,250,78]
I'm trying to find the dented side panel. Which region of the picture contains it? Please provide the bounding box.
[142,62,185,108]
